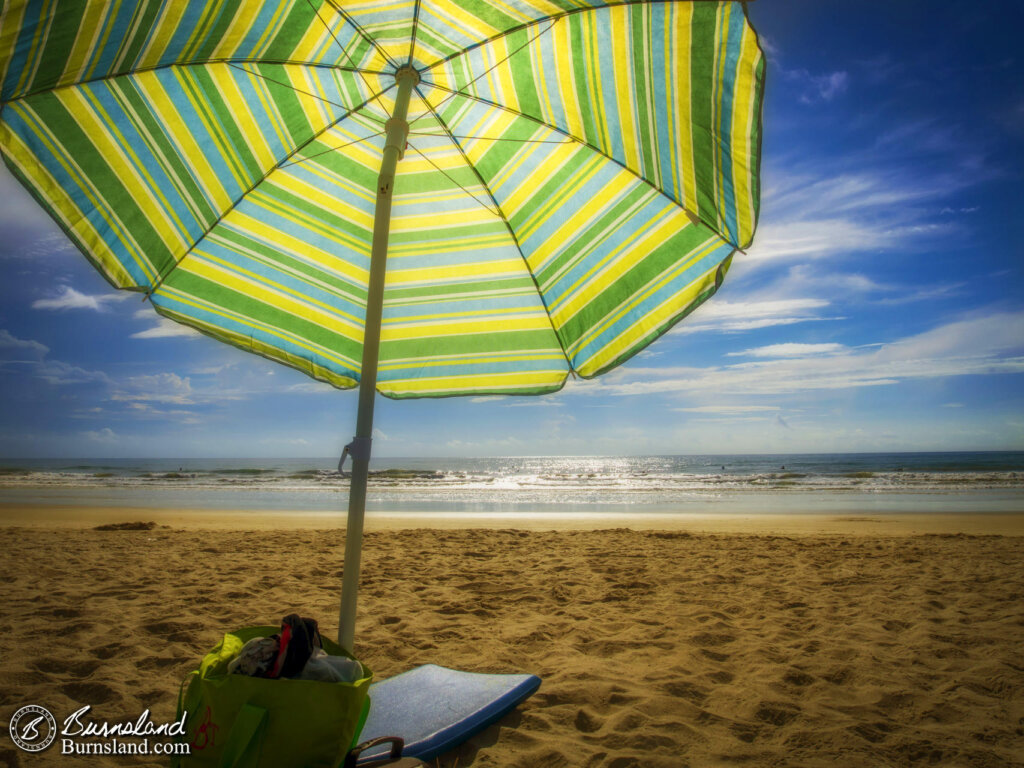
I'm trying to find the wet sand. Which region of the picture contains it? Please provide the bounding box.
[0,508,1022,767]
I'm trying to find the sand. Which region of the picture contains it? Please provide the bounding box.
[1,508,1023,767]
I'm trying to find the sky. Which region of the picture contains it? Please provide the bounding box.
[1,1,1023,459]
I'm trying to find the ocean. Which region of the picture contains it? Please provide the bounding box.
[1,452,1022,518]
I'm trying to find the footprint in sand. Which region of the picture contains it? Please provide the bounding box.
[849,721,891,743]
[700,649,731,662]
[32,658,101,677]
[661,681,708,705]
[91,644,128,660]
[48,607,82,619]
[882,619,912,633]
[607,692,638,706]
[138,655,190,670]
[875,691,915,712]
[730,721,761,743]
[55,622,95,637]
[783,669,815,687]
[61,681,118,705]
[823,667,852,685]
[755,701,800,727]
[136,688,173,706]
[142,621,192,642]
[574,708,602,733]
[695,709,727,726]
[690,631,736,647]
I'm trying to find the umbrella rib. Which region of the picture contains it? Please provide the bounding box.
[420,82,711,239]
[143,82,396,299]
[322,0,401,72]
[279,130,387,168]
[0,60,387,106]
[305,0,394,119]
[404,142,499,218]
[226,62,353,113]
[409,0,423,66]
[415,93,576,372]
[409,131,571,145]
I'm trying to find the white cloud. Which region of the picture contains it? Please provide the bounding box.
[872,283,965,306]
[130,316,201,339]
[685,416,776,424]
[727,343,846,358]
[285,381,334,394]
[587,311,1024,397]
[873,118,958,155]
[784,68,849,103]
[743,218,893,264]
[0,329,48,357]
[672,298,833,333]
[190,364,231,375]
[32,285,131,312]
[112,372,193,404]
[736,165,969,273]
[756,33,780,60]
[0,329,112,387]
[505,398,563,408]
[0,168,68,251]
[445,436,527,452]
[780,265,885,294]
[674,405,780,414]
[728,264,960,314]
[35,359,112,386]
[699,298,828,318]
[260,437,310,446]
[124,402,201,424]
[83,428,118,444]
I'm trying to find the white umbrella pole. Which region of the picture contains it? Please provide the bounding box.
[338,68,418,651]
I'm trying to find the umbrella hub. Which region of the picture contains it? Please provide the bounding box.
[393,66,420,87]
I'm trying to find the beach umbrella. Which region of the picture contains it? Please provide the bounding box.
[0,0,764,650]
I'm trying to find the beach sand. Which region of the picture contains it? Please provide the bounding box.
[1,508,1023,767]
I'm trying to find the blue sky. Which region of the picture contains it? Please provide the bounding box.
[1,1,1022,458]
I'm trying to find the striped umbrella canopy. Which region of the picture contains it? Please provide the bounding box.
[0,0,765,648]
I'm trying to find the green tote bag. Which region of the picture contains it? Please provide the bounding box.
[173,626,372,768]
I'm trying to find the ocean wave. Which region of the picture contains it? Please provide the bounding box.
[2,466,1023,500]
